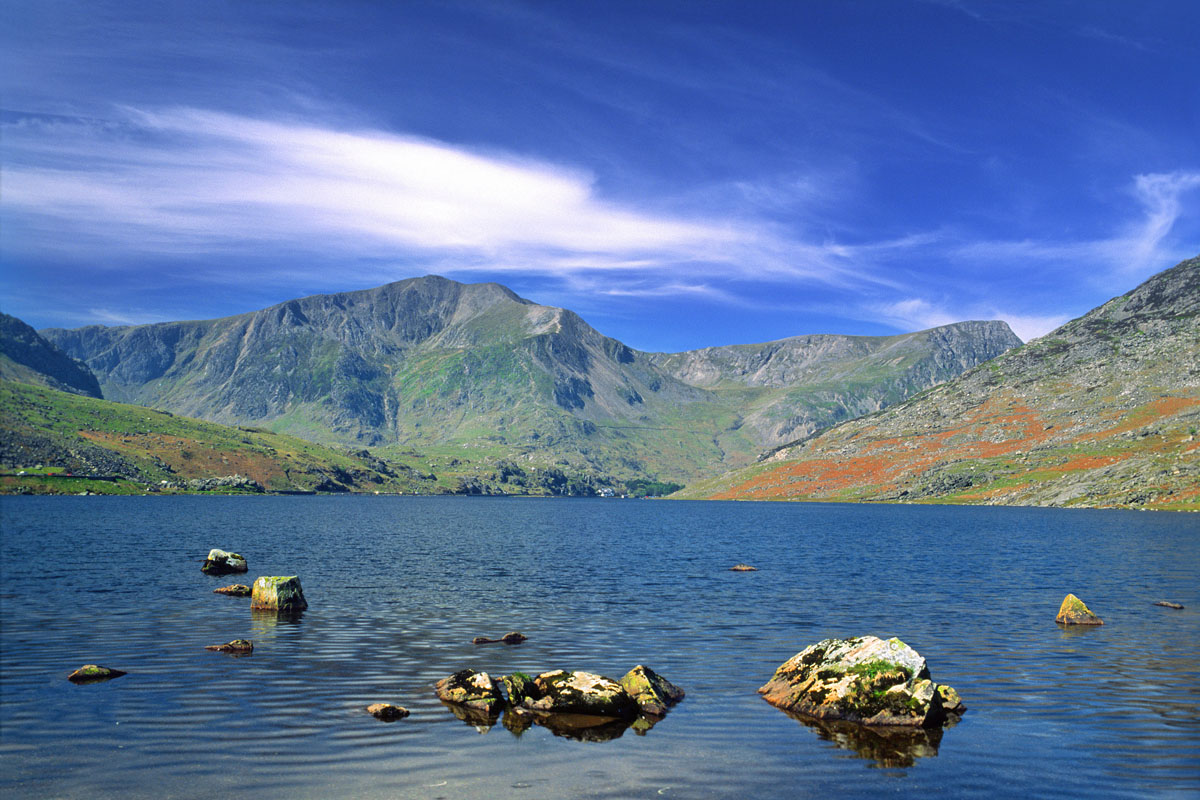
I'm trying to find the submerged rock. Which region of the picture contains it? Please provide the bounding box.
[1153,601,1184,609]
[619,665,685,716]
[205,639,253,654]
[522,670,639,719]
[758,636,965,728]
[251,576,308,611]
[435,669,504,711]
[213,584,251,597]
[729,564,757,571]
[1056,593,1103,625]
[202,549,247,575]
[68,664,126,684]
[472,631,527,644]
[367,703,410,721]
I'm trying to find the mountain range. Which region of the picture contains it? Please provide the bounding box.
[37,276,1020,487]
[679,256,1200,510]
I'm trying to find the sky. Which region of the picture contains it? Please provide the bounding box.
[2,0,1198,352]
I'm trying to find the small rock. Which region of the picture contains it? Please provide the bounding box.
[1153,600,1184,609]
[251,576,308,611]
[1056,593,1103,625]
[619,665,685,716]
[471,631,527,644]
[202,549,247,575]
[213,584,251,597]
[68,664,126,684]
[205,639,253,653]
[367,703,410,721]
[729,564,757,571]
[435,669,504,710]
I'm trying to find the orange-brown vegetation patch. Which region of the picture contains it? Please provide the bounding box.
[1074,396,1200,442]
[1053,454,1131,472]
[79,431,288,487]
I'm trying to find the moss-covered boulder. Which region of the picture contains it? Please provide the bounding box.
[522,670,639,719]
[213,584,251,597]
[435,669,504,711]
[619,665,685,716]
[500,672,539,707]
[367,703,410,721]
[68,664,126,684]
[758,636,965,728]
[250,576,307,611]
[202,549,247,575]
[1056,593,1103,625]
[204,639,253,653]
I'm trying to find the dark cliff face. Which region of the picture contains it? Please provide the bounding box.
[40,274,1025,482]
[0,313,103,398]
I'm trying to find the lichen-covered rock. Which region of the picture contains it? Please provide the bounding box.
[1056,593,1103,625]
[68,664,126,684]
[367,703,410,721]
[730,564,757,571]
[435,669,504,711]
[758,636,965,728]
[202,549,247,575]
[501,672,539,708]
[213,584,251,597]
[522,670,639,719]
[619,665,685,716]
[205,639,253,653]
[251,576,307,611]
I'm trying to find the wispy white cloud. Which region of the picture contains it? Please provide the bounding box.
[877,297,1067,342]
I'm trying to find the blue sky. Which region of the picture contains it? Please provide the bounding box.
[2,0,1197,351]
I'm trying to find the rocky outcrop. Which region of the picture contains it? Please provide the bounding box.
[367,703,410,721]
[435,669,504,711]
[202,549,247,574]
[250,576,307,611]
[68,664,126,683]
[758,636,965,728]
[205,639,253,653]
[619,665,685,716]
[521,670,639,719]
[1056,593,1103,625]
[188,475,264,493]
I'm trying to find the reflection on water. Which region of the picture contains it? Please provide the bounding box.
[784,709,947,768]
[249,608,305,633]
[442,702,654,742]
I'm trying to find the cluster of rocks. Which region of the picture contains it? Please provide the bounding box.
[186,475,264,493]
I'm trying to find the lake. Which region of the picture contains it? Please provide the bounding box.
[1,496,1197,798]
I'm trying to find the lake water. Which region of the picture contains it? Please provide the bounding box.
[1,496,1197,799]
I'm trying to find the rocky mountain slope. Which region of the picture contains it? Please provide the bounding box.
[679,256,1200,510]
[40,276,1019,486]
[0,312,102,398]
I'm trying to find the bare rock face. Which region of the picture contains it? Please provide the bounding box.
[250,576,307,611]
[758,636,965,728]
[68,664,126,684]
[367,703,410,721]
[522,670,639,719]
[435,670,504,711]
[202,549,247,575]
[619,665,685,716]
[1056,593,1103,625]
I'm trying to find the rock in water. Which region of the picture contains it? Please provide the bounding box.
[501,672,539,708]
[471,631,528,644]
[730,564,757,571]
[758,636,965,728]
[435,670,504,711]
[522,671,639,719]
[202,549,247,575]
[1056,593,1103,625]
[367,703,410,721]
[250,576,308,611]
[213,584,251,597]
[1153,601,1184,609]
[619,665,685,716]
[205,639,253,653]
[68,664,126,684]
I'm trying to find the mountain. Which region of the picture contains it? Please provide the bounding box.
[40,276,1020,488]
[0,312,102,398]
[0,379,441,495]
[679,256,1200,510]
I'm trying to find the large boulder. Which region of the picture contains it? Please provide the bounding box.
[619,665,685,716]
[1056,593,1103,625]
[435,669,504,711]
[250,576,307,611]
[521,670,639,719]
[758,636,965,728]
[202,549,247,575]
